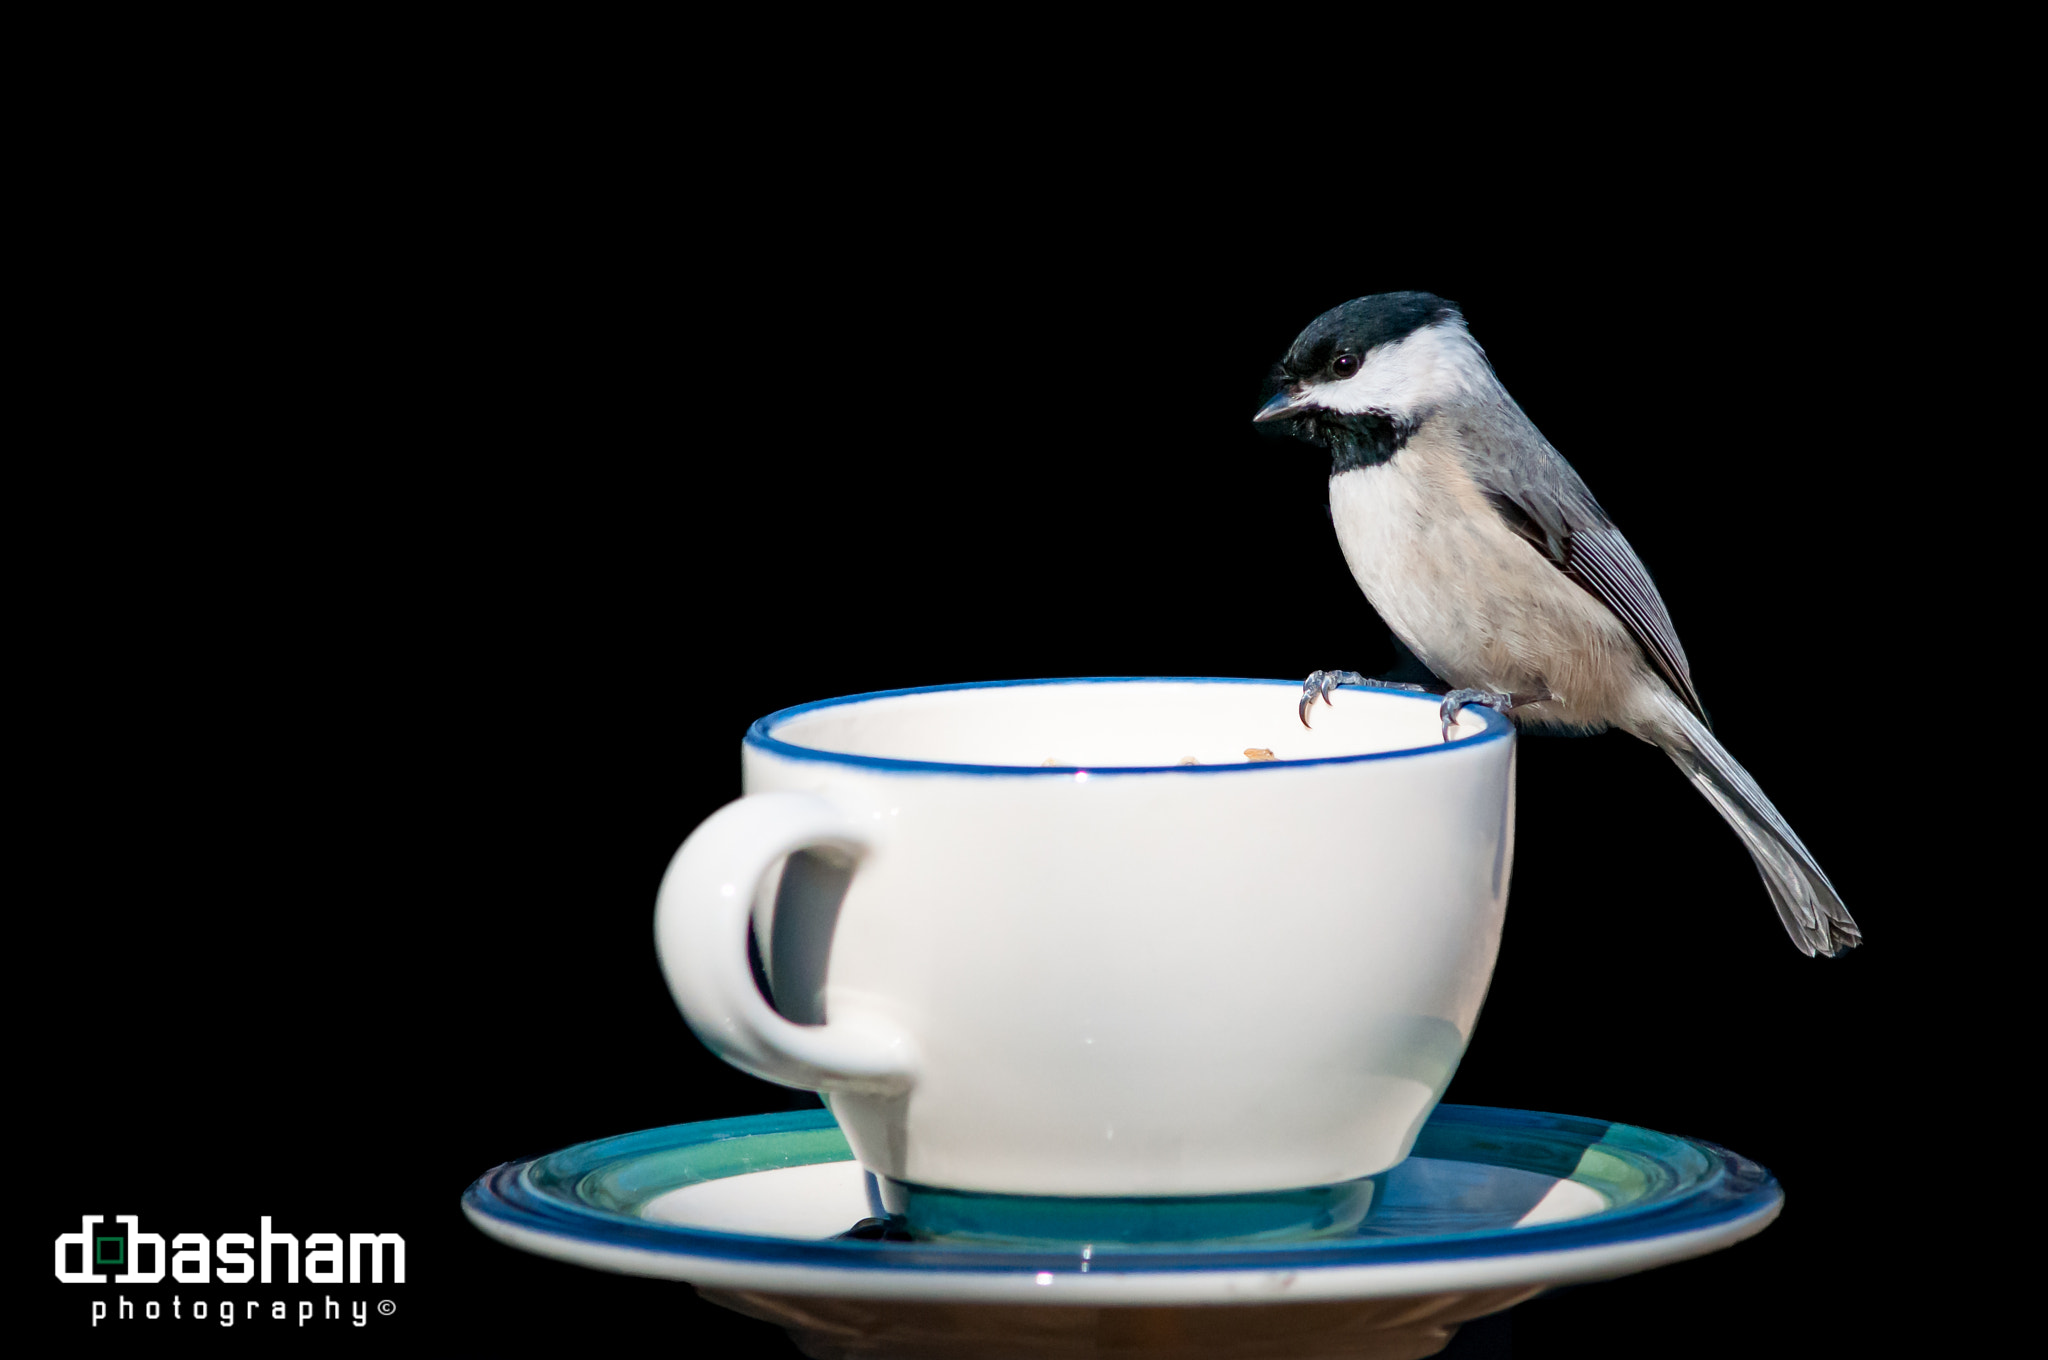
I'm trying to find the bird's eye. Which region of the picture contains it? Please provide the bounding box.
[1333,354,1359,377]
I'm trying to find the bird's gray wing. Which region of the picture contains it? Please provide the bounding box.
[1461,402,1710,725]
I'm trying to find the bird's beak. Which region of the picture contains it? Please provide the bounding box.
[1253,388,1312,423]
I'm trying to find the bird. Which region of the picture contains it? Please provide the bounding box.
[1255,291,1859,957]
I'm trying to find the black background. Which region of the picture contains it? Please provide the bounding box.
[30,98,1976,1355]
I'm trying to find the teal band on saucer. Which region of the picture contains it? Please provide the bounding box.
[877,1172,1386,1247]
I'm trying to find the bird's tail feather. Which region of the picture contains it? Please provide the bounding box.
[1655,695,1861,957]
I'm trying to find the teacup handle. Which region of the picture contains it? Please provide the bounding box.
[654,792,919,1094]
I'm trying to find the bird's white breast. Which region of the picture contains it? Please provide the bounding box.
[1327,433,1650,730]
[1328,451,1484,680]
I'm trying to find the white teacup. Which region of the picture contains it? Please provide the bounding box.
[655,678,1515,1244]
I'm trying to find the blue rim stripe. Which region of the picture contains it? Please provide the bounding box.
[744,677,1513,777]
[462,1105,1780,1277]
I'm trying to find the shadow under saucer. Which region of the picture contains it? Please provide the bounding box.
[699,1284,1543,1360]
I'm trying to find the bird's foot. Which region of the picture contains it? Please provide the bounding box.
[1439,688,1548,741]
[1300,670,1429,728]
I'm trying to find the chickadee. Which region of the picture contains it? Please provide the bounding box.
[1256,292,1859,957]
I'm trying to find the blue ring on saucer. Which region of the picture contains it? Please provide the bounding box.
[745,676,1514,777]
[463,1104,1780,1275]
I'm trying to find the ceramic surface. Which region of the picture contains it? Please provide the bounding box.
[655,679,1517,1204]
[465,1106,1779,1358]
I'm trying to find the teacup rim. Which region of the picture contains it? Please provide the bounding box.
[745,676,1513,777]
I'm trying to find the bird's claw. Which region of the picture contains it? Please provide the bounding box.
[1300,671,1429,728]
[1438,688,1538,741]
[1299,671,1365,727]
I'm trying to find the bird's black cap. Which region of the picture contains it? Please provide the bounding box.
[1280,292,1463,379]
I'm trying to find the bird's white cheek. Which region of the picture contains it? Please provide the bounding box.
[1311,370,1405,415]
[1312,324,1489,417]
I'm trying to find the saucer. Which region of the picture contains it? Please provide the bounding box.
[465,1104,1780,1359]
